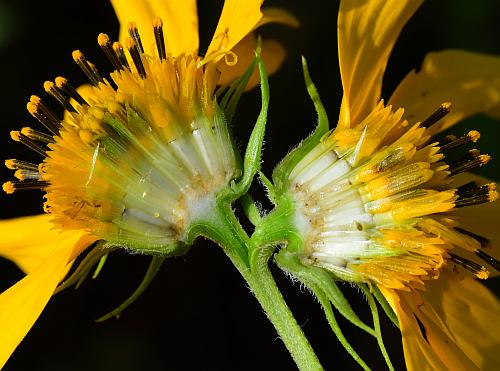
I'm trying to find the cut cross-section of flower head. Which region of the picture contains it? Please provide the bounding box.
[0,0,297,367]
[270,0,500,369]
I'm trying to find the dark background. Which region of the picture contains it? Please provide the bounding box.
[0,1,499,370]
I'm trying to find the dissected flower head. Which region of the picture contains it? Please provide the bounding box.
[3,20,250,253]
[2,0,300,254]
[265,0,500,369]
[288,100,498,289]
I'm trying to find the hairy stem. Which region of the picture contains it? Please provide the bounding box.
[190,201,322,370]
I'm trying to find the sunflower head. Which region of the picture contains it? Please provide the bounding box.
[272,63,498,290]
[3,21,239,254]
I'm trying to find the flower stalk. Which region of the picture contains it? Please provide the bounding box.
[183,52,323,370]
[189,199,322,370]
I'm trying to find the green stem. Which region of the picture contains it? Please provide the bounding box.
[249,242,323,371]
[189,201,322,370]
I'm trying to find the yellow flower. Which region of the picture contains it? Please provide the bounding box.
[0,0,297,367]
[275,0,500,369]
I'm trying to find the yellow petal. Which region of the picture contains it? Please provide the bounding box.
[389,50,500,136]
[256,7,300,28]
[422,269,500,370]
[381,265,500,371]
[110,0,198,56]
[217,7,297,89]
[0,231,95,369]
[217,35,286,90]
[0,215,64,274]
[337,0,423,128]
[406,289,481,371]
[380,287,448,371]
[205,0,263,62]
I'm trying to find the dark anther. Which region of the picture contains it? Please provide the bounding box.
[455,191,497,208]
[21,127,54,144]
[456,182,478,196]
[448,149,490,176]
[153,17,167,61]
[126,38,147,78]
[112,42,130,69]
[128,22,144,54]
[10,131,47,157]
[26,96,60,135]
[43,81,76,113]
[4,180,50,192]
[72,50,104,87]
[4,159,39,172]
[421,102,452,128]
[455,227,490,248]
[55,77,87,106]
[474,249,500,271]
[457,183,495,199]
[440,130,480,152]
[98,33,124,71]
[449,252,487,276]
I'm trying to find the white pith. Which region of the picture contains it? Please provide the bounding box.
[116,112,236,245]
[289,142,375,278]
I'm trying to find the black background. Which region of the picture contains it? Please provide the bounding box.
[1,1,499,370]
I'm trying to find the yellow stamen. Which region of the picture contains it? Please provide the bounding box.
[26,102,37,115]
[489,189,499,202]
[14,170,25,181]
[97,33,110,47]
[476,268,489,280]
[480,154,491,165]
[55,76,68,89]
[43,81,54,93]
[72,50,84,62]
[468,130,480,142]
[4,159,16,170]
[2,181,15,194]
[10,131,21,142]
[152,16,163,29]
